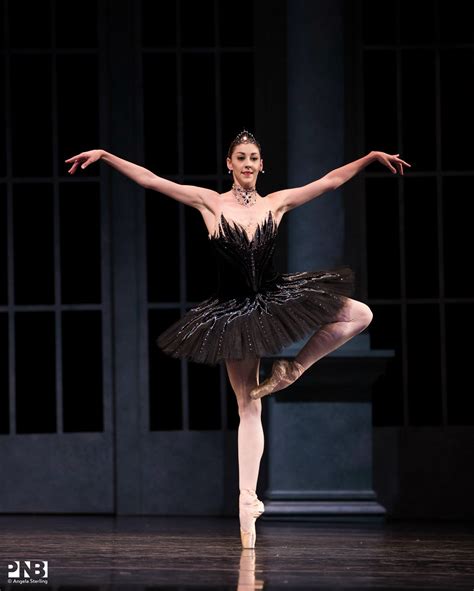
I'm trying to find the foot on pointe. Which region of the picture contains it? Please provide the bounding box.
[239,489,265,549]
[249,359,305,400]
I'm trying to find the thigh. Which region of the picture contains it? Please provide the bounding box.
[225,357,261,403]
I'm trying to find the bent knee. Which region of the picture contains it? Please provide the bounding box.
[357,303,373,329]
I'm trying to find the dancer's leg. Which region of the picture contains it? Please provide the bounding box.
[250,297,373,398]
[225,357,265,547]
[295,297,373,370]
[225,357,264,491]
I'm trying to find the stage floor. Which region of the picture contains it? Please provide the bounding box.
[0,515,473,589]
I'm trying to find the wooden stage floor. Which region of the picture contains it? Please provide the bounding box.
[0,515,473,589]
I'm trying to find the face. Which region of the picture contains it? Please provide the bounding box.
[227,143,263,187]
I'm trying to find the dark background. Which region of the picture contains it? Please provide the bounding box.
[1,0,473,518]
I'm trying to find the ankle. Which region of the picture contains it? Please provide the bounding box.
[240,488,257,497]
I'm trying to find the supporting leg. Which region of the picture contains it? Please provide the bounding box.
[225,357,266,548]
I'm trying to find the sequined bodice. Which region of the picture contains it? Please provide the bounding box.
[208,210,281,298]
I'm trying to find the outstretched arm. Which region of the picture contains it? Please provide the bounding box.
[270,151,411,214]
[64,149,218,210]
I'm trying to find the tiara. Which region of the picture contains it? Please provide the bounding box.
[234,129,257,144]
[227,128,261,157]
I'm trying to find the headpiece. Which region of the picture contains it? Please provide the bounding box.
[227,129,262,158]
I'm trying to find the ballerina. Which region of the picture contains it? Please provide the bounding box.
[65,130,410,548]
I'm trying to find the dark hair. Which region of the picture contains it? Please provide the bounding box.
[227,129,262,159]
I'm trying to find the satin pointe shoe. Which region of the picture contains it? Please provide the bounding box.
[249,359,305,400]
[239,489,265,549]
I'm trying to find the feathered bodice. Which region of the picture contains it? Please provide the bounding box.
[208,210,281,298]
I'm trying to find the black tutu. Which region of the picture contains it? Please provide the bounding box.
[157,210,354,366]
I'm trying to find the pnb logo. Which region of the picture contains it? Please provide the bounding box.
[8,560,49,579]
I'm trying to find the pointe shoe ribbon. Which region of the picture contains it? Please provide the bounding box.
[249,359,304,400]
[239,489,265,549]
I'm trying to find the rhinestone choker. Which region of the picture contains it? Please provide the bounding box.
[232,183,257,206]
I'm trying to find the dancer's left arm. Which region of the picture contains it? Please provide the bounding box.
[271,151,411,213]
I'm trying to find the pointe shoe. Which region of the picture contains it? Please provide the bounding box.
[249,359,305,400]
[239,489,265,549]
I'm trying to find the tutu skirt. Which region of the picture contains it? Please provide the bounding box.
[157,266,354,366]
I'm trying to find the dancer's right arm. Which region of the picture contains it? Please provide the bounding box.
[64,149,218,210]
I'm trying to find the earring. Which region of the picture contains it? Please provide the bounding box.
[228,170,231,174]
[262,170,265,174]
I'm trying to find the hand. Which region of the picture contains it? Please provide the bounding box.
[64,149,103,174]
[371,151,411,175]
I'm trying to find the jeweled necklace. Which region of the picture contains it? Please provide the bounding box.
[232,182,257,207]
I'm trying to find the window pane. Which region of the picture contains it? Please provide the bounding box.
[15,312,56,434]
[219,0,254,47]
[0,59,5,177]
[401,49,436,171]
[182,54,216,174]
[9,0,52,49]
[143,53,179,175]
[60,183,101,304]
[400,0,435,44]
[0,0,4,49]
[11,55,53,177]
[362,0,397,45]
[146,192,180,302]
[407,304,442,426]
[363,50,398,155]
[57,55,99,175]
[439,0,474,43]
[62,311,103,432]
[149,309,183,430]
[180,0,215,47]
[366,178,400,298]
[142,0,177,47]
[221,52,255,156]
[442,177,474,298]
[185,182,218,302]
[0,185,6,305]
[0,313,8,434]
[13,184,54,305]
[440,49,474,171]
[55,0,98,49]
[404,177,439,298]
[369,304,403,426]
[188,363,221,430]
[446,303,474,425]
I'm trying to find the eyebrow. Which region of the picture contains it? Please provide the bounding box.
[236,151,258,155]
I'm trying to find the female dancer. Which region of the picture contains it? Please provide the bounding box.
[65,130,410,548]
